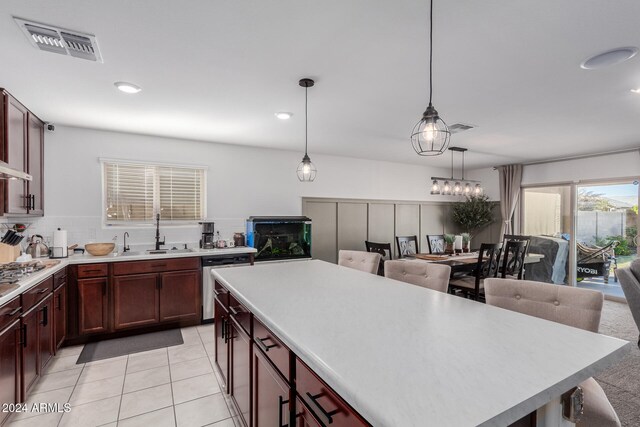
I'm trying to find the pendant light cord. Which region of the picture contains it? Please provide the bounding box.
[305,86,309,155]
[428,0,433,106]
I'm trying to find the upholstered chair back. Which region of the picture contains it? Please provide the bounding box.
[484,278,603,333]
[338,250,381,275]
[384,260,451,293]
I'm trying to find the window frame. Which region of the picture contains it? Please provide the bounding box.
[100,158,207,228]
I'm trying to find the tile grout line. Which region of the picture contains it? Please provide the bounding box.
[57,348,87,427]
[114,354,130,426]
[166,345,178,427]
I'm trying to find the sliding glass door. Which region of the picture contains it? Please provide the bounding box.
[522,185,573,285]
[575,181,639,299]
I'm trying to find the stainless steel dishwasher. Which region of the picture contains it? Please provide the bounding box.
[202,254,253,322]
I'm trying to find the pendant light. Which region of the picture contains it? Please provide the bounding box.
[429,147,483,196]
[411,0,450,156]
[297,78,317,182]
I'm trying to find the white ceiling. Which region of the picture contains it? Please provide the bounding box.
[1,0,640,169]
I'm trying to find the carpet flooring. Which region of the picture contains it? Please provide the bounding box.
[597,300,640,426]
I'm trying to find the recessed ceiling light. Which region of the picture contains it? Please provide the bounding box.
[580,47,638,70]
[275,112,293,120]
[631,88,640,94]
[114,82,142,94]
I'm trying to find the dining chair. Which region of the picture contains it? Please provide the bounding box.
[500,240,528,280]
[384,260,451,293]
[426,234,445,254]
[448,243,501,301]
[484,278,620,427]
[502,234,531,256]
[365,241,393,276]
[395,236,419,258]
[338,250,381,275]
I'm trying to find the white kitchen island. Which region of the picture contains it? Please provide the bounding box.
[212,259,629,427]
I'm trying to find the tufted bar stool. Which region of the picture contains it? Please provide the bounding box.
[383,260,451,293]
[484,278,620,427]
[338,250,381,275]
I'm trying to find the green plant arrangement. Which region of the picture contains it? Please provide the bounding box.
[444,234,455,254]
[461,232,471,252]
[452,195,494,237]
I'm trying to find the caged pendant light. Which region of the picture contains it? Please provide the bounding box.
[297,78,317,182]
[411,0,450,156]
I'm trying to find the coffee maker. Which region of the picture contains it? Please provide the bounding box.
[199,222,215,249]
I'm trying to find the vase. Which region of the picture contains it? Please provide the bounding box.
[445,243,454,254]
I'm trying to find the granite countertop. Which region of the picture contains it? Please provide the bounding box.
[212,259,629,427]
[0,246,256,307]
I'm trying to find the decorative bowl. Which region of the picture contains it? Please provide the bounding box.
[85,243,115,256]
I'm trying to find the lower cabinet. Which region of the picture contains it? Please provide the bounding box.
[53,282,66,350]
[295,397,322,427]
[77,277,109,335]
[214,299,229,392]
[0,320,21,426]
[113,273,159,330]
[159,270,200,322]
[253,344,290,427]
[230,319,251,426]
[21,294,53,398]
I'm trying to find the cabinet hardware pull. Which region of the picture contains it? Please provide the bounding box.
[223,319,229,344]
[221,318,226,341]
[255,336,278,353]
[5,307,21,316]
[41,306,48,327]
[24,194,30,210]
[303,392,340,426]
[36,288,47,294]
[229,305,244,316]
[56,295,61,310]
[102,282,107,296]
[83,269,103,274]
[31,194,35,210]
[151,263,167,268]
[22,325,27,348]
[212,288,222,297]
[277,395,289,427]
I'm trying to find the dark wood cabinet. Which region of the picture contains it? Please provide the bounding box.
[21,303,39,398]
[53,282,66,350]
[214,299,229,392]
[113,273,160,330]
[77,277,108,335]
[253,344,290,427]
[295,397,322,427]
[230,318,251,427]
[159,270,200,322]
[37,294,53,372]
[3,92,28,215]
[0,320,21,425]
[26,113,43,215]
[0,90,45,217]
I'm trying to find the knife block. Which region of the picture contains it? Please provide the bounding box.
[0,243,20,263]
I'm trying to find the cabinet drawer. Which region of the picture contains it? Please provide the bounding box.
[113,257,200,275]
[0,296,21,331]
[213,281,229,308]
[53,268,67,288]
[296,358,370,427]
[253,317,290,381]
[22,277,53,312]
[228,294,250,336]
[77,263,108,279]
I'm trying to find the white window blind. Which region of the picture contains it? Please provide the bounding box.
[103,161,205,224]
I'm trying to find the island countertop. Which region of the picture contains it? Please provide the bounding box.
[211,259,629,427]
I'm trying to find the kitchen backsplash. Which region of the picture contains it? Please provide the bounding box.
[6,216,247,253]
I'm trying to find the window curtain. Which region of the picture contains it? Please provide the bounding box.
[498,164,523,237]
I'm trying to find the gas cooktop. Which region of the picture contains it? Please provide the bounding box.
[0,261,48,285]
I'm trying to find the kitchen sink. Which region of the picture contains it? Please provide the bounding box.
[117,248,195,256]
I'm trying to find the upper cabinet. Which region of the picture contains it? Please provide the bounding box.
[0,89,45,217]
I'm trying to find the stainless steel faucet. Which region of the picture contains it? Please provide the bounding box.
[155,214,165,251]
[123,232,130,252]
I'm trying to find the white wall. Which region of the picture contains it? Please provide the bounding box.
[522,151,640,185]
[30,125,489,249]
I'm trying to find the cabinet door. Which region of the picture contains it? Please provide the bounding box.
[113,273,159,330]
[38,294,54,372]
[26,113,44,215]
[4,94,28,215]
[214,299,229,392]
[53,283,66,350]
[0,320,21,425]
[230,319,251,426]
[77,278,108,335]
[21,306,40,397]
[159,270,200,322]
[253,345,290,427]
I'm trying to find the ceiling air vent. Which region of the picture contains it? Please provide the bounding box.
[14,18,103,63]
[448,123,476,134]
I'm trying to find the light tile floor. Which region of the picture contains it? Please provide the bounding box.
[7,324,239,427]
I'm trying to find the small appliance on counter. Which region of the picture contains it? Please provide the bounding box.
[246,216,312,262]
[233,232,246,247]
[50,228,68,258]
[26,234,49,258]
[199,221,215,249]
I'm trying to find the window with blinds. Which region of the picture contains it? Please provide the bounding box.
[103,161,205,224]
